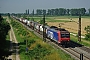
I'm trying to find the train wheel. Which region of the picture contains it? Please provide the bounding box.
[57,43,60,46]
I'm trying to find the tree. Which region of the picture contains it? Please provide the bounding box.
[80,8,86,16]
[85,26,90,34]
[8,13,10,17]
[70,8,86,16]
[55,8,59,16]
[70,9,80,16]
[47,9,51,15]
[0,14,10,59]
[67,9,70,15]
[58,8,66,16]
[70,9,75,16]
[88,8,90,16]
[84,25,90,40]
[42,9,46,15]
[36,9,43,15]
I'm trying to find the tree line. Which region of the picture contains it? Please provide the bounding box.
[35,8,90,16]
[1,8,90,16]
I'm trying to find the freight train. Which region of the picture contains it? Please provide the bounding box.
[12,16,70,45]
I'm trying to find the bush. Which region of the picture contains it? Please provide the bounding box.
[28,39,35,47]
[85,34,90,41]
[84,25,90,40]
[28,44,51,60]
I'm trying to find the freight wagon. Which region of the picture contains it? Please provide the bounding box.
[12,16,70,45]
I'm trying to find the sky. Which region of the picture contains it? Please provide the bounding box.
[0,0,90,13]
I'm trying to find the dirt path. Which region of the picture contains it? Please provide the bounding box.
[6,17,20,60]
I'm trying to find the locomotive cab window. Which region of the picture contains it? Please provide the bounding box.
[61,33,70,38]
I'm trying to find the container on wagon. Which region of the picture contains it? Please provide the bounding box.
[24,19,28,24]
[34,22,38,30]
[27,20,30,26]
[40,25,43,32]
[44,25,50,35]
[36,24,41,32]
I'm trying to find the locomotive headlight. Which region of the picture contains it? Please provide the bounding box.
[68,40,69,41]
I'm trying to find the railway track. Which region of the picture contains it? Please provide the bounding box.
[15,18,90,60]
[46,38,90,60]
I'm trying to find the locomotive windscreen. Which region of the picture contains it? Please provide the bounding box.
[61,33,70,38]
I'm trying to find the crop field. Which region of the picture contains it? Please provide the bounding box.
[31,16,90,35]
[27,16,90,47]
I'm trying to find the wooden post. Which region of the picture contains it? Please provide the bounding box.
[78,14,81,42]
[80,53,83,60]
[26,39,28,53]
[43,15,46,42]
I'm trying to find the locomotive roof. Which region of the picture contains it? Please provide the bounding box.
[50,26,68,30]
[49,27,69,32]
[50,26,58,29]
[56,28,66,31]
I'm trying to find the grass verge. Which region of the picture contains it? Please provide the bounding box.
[70,35,90,47]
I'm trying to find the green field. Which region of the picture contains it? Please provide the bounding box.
[10,17,74,60]
[70,35,90,47]
[28,16,90,22]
